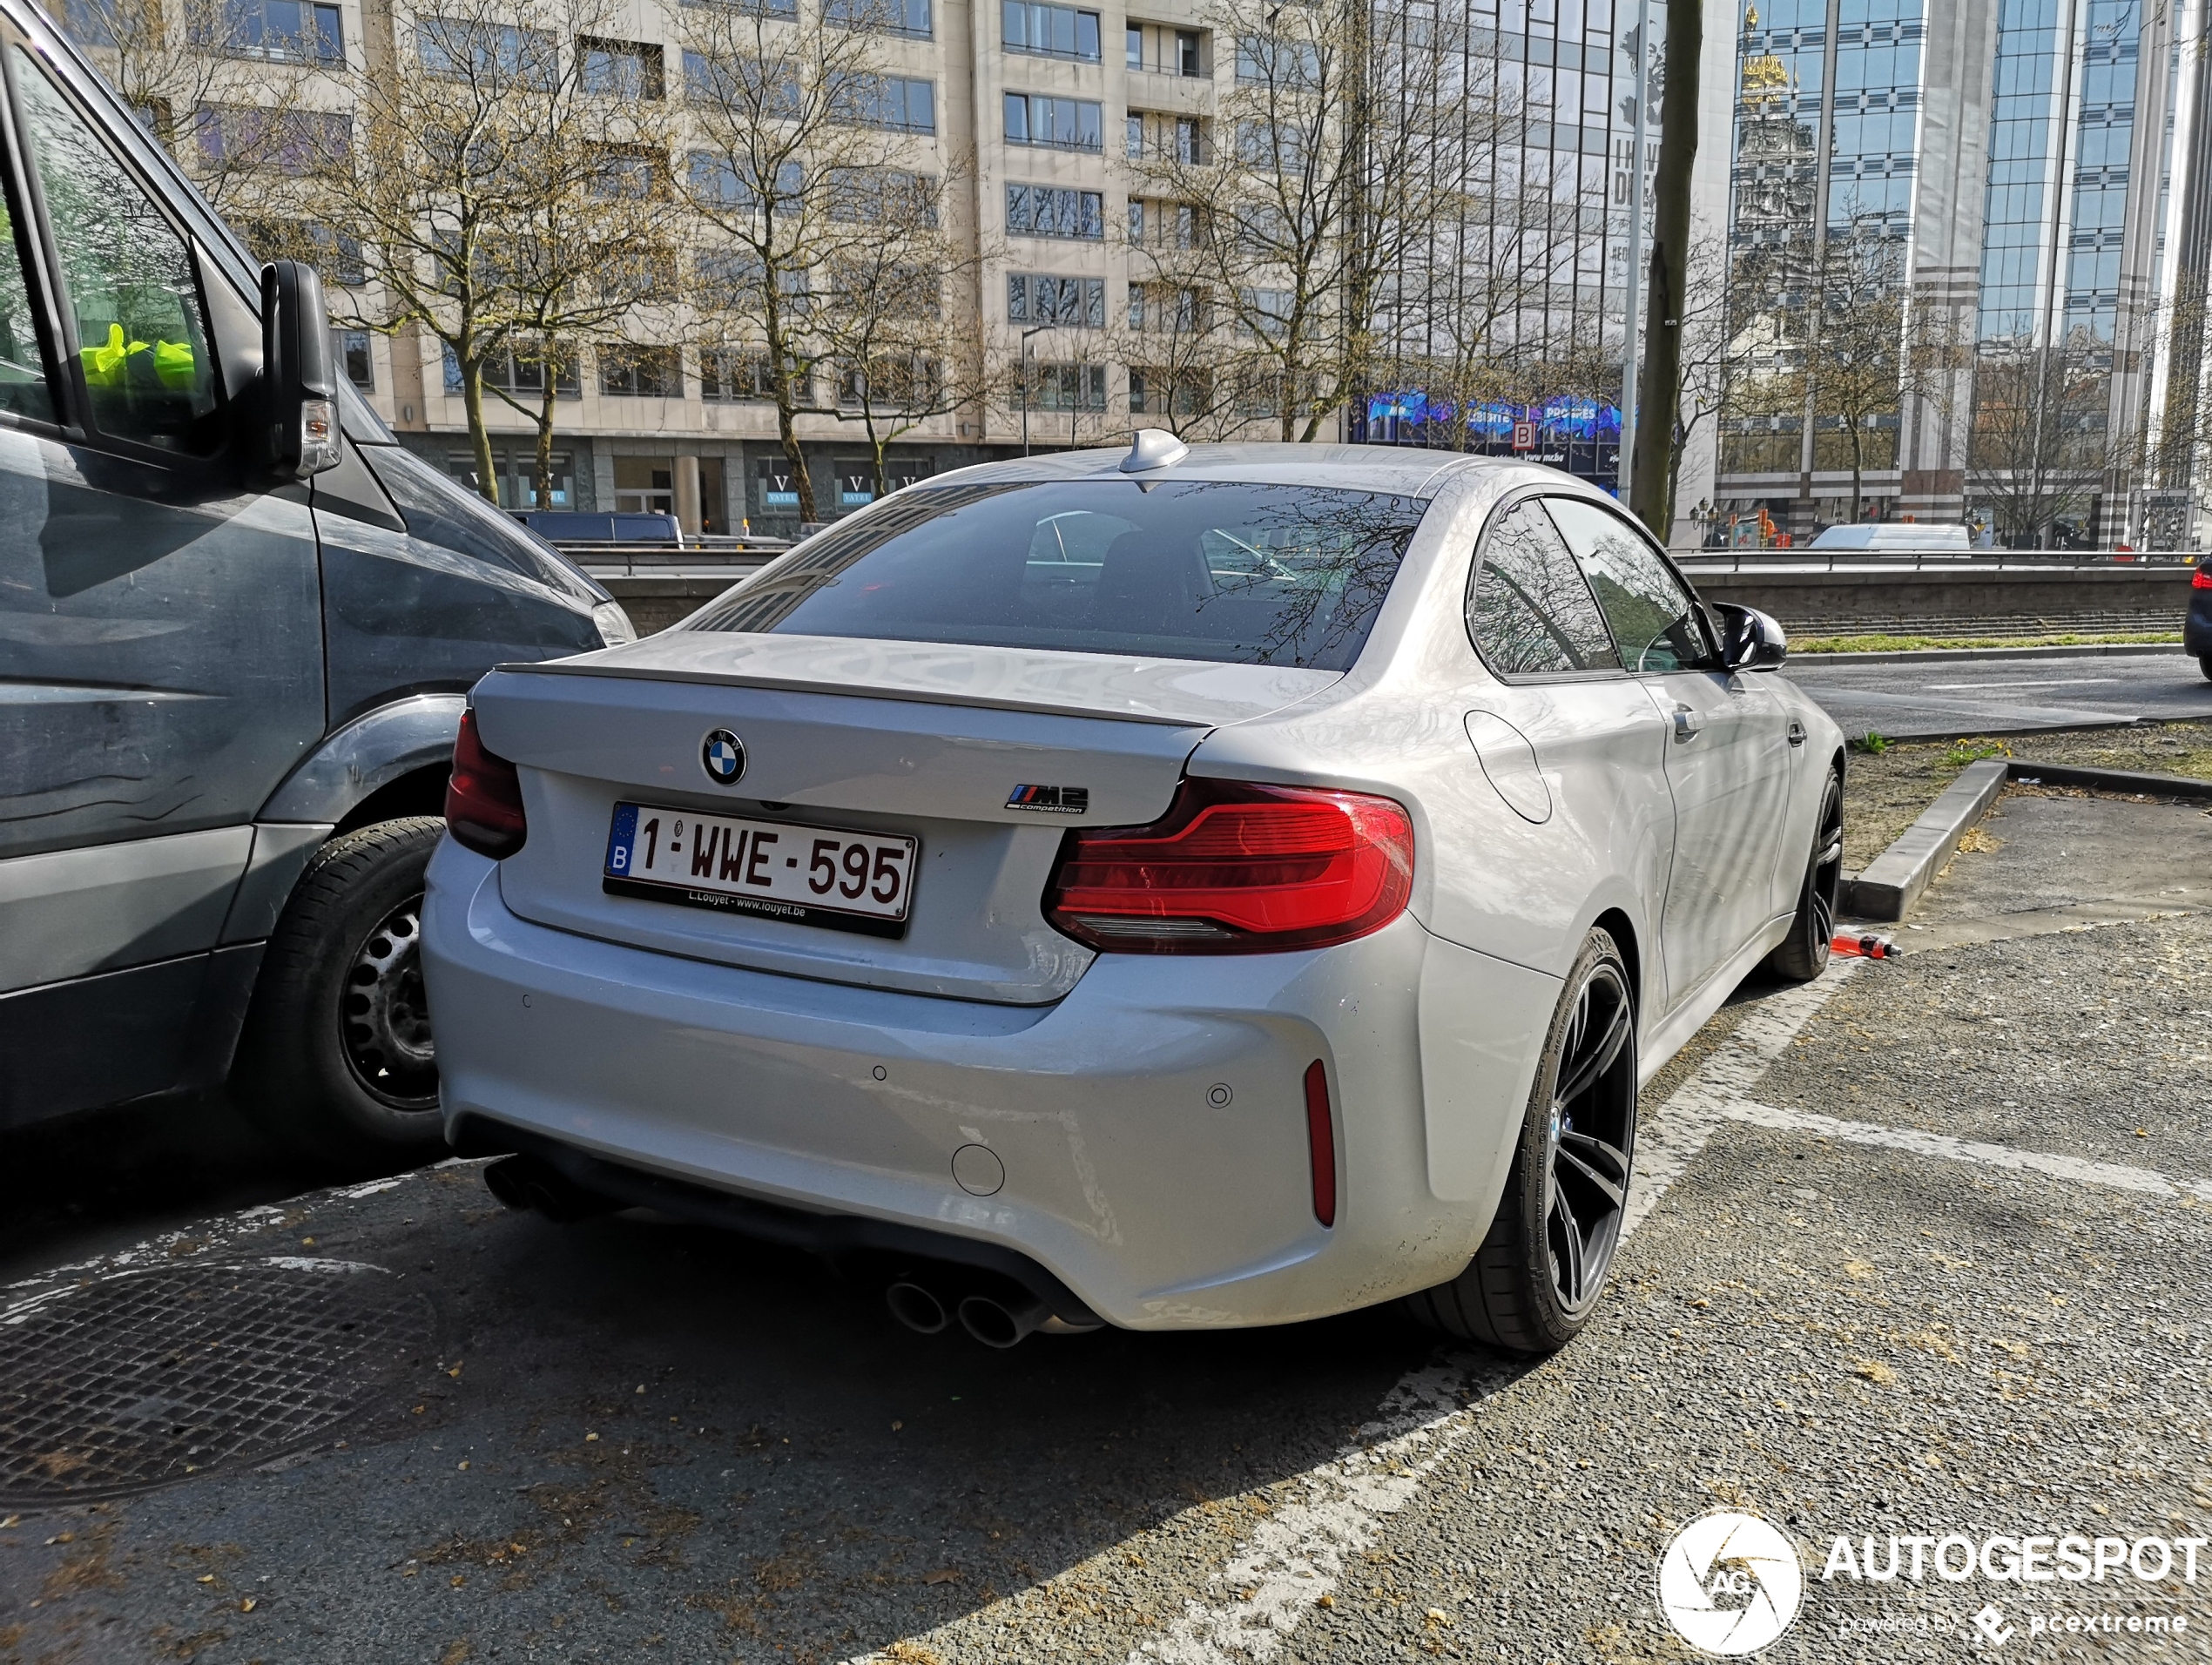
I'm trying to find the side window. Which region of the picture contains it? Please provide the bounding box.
[1544,496,1713,674]
[0,192,51,421]
[1467,498,1620,677]
[13,50,218,451]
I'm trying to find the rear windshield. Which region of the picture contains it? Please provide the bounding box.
[686,479,1431,670]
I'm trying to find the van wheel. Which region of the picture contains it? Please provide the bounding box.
[234,817,447,1168]
[1404,929,1637,1352]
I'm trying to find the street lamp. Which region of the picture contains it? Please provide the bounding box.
[1020,324,1053,456]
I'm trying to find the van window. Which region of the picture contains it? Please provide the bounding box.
[13,51,219,451]
[0,199,51,421]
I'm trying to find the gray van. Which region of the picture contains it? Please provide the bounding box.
[0,2,631,1161]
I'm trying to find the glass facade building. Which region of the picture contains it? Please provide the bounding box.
[1710,0,2211,546]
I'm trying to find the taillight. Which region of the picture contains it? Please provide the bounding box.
[445,707,527,859]
[1043,778,1413,954]
[2194,566,2212,590]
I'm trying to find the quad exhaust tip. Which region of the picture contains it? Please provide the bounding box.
[886,1277,1093,1346]
[482,1154,612,1223]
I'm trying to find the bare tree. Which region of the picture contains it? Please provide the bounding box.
[679,0,934,522]
[52,0,339,207]
[814,162,985,495]
[280,0,671,502]
[1125,0,1473,442]
[1804,223,1914,522]
[1965,334,2114,547]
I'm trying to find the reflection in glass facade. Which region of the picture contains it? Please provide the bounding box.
[1710,0,2209,545]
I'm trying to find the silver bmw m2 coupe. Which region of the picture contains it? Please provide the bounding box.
[421,438,1844,1352]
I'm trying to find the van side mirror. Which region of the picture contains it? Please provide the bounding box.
[260,260,339,478]
[1713,603,1788,671]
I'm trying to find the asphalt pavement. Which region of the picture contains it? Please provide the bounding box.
[3,788,2209,1663]
[1785,649,2212,740]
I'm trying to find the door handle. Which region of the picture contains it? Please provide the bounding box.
[1787,719,1807,747]
[1672,704,1703,743]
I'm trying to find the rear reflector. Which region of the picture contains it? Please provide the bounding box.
[1304,1061,1336,1228]
[445,707,527,859]
[1043,778,1414,954]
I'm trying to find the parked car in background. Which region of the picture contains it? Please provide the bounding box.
[2188,554,2212,682]
[512,509,686,546]
[0,0,633,1160]
[1808,522,1972,553]
[424,437,1844,1353]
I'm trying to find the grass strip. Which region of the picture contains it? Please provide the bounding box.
[1795,630,2183,655]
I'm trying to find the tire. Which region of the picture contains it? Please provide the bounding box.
[233,817,448,1167]
[1405,929,1637,1353]
[1761,771,1844,984]
[2199,655,2212,684]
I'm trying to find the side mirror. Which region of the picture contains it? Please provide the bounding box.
[1714,603,1788,671]
[259,260,339,479]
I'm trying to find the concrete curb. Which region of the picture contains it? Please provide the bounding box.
[1842,758,2011,923]
[2007,760,2212,801]
[1841,755,2212,922]
[1794,642,2184,667]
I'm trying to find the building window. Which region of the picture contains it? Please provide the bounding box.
[442,340,581,399]
[1129,198,1200,247]
[1004,92,1102,151]
[194,106,351,173]
[1026,361,1107,411]
[416,17,555,84]
[335,328,372,389]
[1125,23,1141,67]
[1129,366,1208,415]
[688,152,802,212]
[1238,286,1294,340]
[1130,282,1204,333]
[1177,29,1200,75]
[684,51,800,113]
[1236,34,1318,86]
[1007,183,1103,239]
[700,347,779,401]
[826,0,931,36]
[580,37,664,98]
[834,73,935,133]
[600,345,682,397]
[198,0,343,63]
[678,0,796,17]
[448,448,574,509]
[590,144,665,199]
[825,165,937,224]
[1008,273,1104,327]
[238,218,364,286]
[1130,111,1204,162]
[1002,0,1098,60]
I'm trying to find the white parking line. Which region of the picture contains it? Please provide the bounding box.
[1720,1100,2212,1203]
[1107,967,1868,1664]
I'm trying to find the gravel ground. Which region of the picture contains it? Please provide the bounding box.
[3,801,2208,1665]
[1841,719,2212,872]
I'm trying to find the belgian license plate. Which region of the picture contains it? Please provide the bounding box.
[602,802,917,938]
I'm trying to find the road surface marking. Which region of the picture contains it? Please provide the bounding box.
[1924,677,2121,691]
[1719,1100,2212,1203]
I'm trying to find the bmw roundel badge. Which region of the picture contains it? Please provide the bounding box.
[701,729,746,786]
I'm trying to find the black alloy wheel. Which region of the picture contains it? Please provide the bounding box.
[1764,771,1844,983]
[1404,929,1638,1352]
[1541,960,1638,1316]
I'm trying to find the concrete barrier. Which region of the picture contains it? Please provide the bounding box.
[1682,562,2191,639]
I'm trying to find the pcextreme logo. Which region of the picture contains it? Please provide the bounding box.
[1658,1511,1807,1656]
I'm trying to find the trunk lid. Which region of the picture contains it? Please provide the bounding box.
[472,636,1339,1004]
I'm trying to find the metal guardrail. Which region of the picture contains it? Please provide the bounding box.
[557,539,792,579]
[1676,549,2199,575]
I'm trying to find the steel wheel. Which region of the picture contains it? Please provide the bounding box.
[1542,961,1637,1316]
[341,893,437,1109]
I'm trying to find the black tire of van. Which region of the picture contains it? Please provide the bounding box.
[234,817,448,1168]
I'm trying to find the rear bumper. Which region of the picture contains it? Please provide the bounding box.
[421,841,1560,1330]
